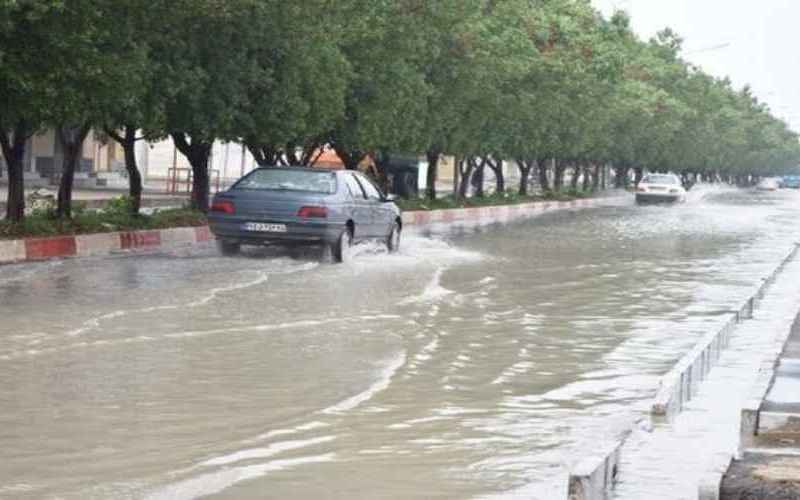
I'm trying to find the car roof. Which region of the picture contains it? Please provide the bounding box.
[250,166,338,173]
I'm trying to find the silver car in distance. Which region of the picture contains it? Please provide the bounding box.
[208,167,402,263]
[635,173,687,204]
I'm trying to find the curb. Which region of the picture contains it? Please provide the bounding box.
[651,244,800,421]
[0,195,628,266]
[568,437,627,500]
[400,196,625,227]
[0,226,211,265]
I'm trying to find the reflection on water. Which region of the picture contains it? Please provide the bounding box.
[0,186,799,499]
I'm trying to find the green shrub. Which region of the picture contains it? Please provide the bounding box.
[0,198,207,240]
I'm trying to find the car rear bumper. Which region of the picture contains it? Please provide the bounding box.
[209,218,342,246]
[636,193,681,204]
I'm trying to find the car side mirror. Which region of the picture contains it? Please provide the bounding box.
[383,194,398,202]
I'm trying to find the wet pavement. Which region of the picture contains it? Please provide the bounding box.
[613,248,800,500]
[1,185,799,499]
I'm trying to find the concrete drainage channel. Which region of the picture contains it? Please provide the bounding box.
[567,243,800,500]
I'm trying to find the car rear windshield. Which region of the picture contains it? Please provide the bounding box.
[234,169,336,194]
[643,175,679,185]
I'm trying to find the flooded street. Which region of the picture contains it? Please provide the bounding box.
[1,186,799,499]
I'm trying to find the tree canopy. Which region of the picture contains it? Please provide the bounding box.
[2,0,798,218]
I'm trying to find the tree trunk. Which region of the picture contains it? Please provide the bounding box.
[452,155,460,198]
[331,143,365,171]
[0,120,29,222]
[425,149,439,201]
[570,164,580,190]
[486,157,504,194]
[471,158,485,198]
[614,166,629,188]
[583,164,592,192]
[592,164,601,191]
[107,125,143,215]
[553,159,566,191]
[457,158,475,200]
[538,158,551,192]
[172,132,212,213]
[634,167,644,186]
[245,141,284,167]
[56,124,91,218]
[122,127,143,215]
[517,159,533,196]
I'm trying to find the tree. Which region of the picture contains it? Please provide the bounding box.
[238,1,349,170]
[35,0,150,218]
[161,0,266,213]
[0,1,64,221]
[101,0,172,215]
[327,0,430,173]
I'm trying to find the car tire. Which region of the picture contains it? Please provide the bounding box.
[217,240,241,256]
[332,228,353,264]
[387,222,401,253]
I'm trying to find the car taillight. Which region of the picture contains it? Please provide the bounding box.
[211,200,235,214]
[297,206,328,218]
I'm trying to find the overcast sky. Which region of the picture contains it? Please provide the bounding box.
[592,0,800,131]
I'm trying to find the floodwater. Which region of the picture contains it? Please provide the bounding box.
[0,186,798,499]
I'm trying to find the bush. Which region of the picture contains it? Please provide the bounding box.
[0,196,206,240]
[397,188,595,211]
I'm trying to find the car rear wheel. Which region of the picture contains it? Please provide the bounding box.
[387,222,401,253]
[217,240,241,256]
[332,228,353,264]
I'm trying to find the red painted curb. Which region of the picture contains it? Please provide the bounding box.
[195,226,214,242]
[25,236,77,260]
[120,230,161,250]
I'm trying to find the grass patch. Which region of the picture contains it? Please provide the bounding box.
[0,197,206,240]
[396,188,594,211]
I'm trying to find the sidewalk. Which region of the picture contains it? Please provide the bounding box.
[0,185,188,213]
[720,315,800,498]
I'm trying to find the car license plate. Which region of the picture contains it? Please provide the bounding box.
[243,222,287,233]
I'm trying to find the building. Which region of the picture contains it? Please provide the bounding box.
[0,129,125,187]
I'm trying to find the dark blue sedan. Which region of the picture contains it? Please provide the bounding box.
[208,167,402,262]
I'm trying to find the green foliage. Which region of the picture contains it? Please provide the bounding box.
[4,0,800,224]
[0,196,206,239]
[397,187,593,212]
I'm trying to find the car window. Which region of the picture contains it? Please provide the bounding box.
[355,173,383,201]
[233,169,337,194]
[643,175,679,185]
[344,173,366,200]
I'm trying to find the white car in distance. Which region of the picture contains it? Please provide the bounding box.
[635,174,687,204]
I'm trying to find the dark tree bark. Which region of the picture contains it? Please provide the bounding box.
[485,156,504,194]
[106,125,143,215]
[0,120,30,222]
[614,165,629,188]
[372,152,392,195]
[592,164,601,191]
[471,157,485,198]
[583,163,592,192]
[56,123,91,218]
[294,140,325,167]
[553,159,566,191]
[331,143,365,171]
[570,164,580,190]
[457,157,476,200]
[245,141,284,167]
[516,159,534,196]
[425,149,439,201]
[538,158,551,192]
[171,132,212,213]
[634,167,644,186]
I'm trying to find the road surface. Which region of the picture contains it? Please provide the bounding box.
[1,186,798,499]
